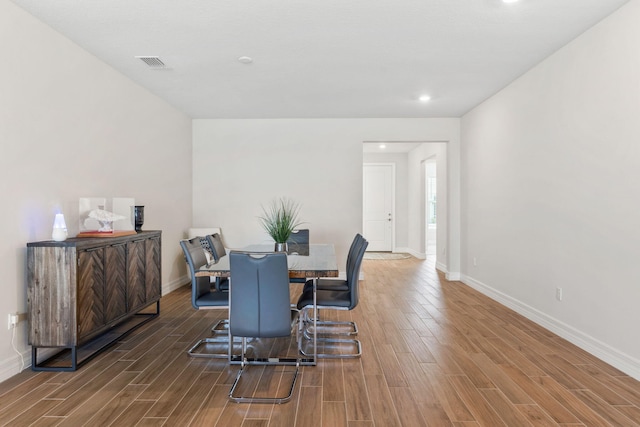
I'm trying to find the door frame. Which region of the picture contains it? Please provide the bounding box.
[362,162,396,252]
[424,157,437,255]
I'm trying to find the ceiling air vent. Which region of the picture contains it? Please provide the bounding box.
[136,56,168,69]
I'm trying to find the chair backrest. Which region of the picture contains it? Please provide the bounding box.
[205,233,227,261]
[287,229,309,255]
[346,237,368,310]
[188,228,221,263]
[180,237,216,309]
[346,233,365,273]
[229,251,291,338]
[206,233,230,291]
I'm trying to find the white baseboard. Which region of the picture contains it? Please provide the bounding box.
[427,258,459,281]
[0,348,31,384]
[446,271,461,281]
[461,274,640,381]
[435,261,448,274]
[394,248,453,278]
[394,247,426,259]
[162,275,188,295]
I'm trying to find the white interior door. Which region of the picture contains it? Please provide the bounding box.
[363,164,394,251]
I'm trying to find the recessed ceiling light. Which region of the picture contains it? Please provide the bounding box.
[419,95,431,102]
[238,56,253,64]
[379,144,386,149]
[503,0,519,3]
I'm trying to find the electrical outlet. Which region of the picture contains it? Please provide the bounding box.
[7,313,19,330]
[556,287,563,301]
[473,257,478,267]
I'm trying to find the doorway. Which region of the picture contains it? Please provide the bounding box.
[362,141,447,263]
[362,163,394,251]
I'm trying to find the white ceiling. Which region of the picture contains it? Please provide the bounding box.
[12,0,630,119]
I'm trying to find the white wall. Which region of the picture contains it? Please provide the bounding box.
[461,0,640,379]
[0,2,193,381]
[192,119,460,272]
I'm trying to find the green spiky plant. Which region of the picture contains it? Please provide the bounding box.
[259,198,303,243]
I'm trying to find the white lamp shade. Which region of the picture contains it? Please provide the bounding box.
[53,213,67,229]
[52,213,68,241]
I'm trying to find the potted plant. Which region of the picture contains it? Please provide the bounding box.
[259,197,303,252]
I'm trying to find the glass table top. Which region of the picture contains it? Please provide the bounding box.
[195,243,338,279]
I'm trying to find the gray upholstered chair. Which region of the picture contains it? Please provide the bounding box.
[228,251,300,404]
[205,232,226,260]
[296,237,368,358]
[303,233,365,293]
[180,237,230,358]
[190,228,228,292]
[301,234,366,336]
[204,233,230,291]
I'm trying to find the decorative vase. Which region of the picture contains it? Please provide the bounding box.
[133,205,145,232]
[274,242,288,252]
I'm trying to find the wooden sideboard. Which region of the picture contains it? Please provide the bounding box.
[27,230,162,371]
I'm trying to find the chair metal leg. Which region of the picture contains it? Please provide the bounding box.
[187,337,229,358]
[188,319,230,358]
[303,320,358,336]
[211,319,229,334]
[298,308,361,358]
[229,337,299,404]
[299,335,362,359]
[300,308,358,336]
[228,310,299,365]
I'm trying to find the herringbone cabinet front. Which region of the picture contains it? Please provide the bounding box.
[27,231,162,371]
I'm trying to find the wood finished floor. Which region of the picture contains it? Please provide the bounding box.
[1,257,639,426]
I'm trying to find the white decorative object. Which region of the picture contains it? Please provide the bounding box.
[79,197,107,232]
[52,213,68,241]
[88,209,125,232]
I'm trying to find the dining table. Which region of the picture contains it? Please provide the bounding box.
[195,243,339,365]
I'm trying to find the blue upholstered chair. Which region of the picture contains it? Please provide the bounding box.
[301,234,367,336]
[180,237,230,358]
[228,251,300,403]
[204,233,230,292]
[296,237,368,358]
